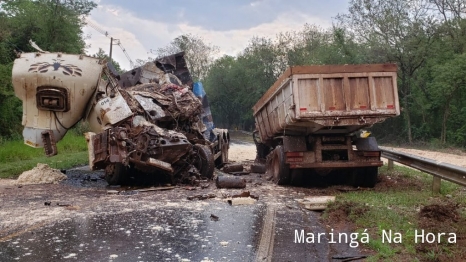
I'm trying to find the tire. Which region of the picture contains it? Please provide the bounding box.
[105,163,129,185]
[361,167,378,188]
[193,144,215,179]
[347,169,359,187]
[268,146,290,185]
[290,169,304,186]
[348,167,378,188]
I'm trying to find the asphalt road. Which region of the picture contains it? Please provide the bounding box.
[0,143,365,262]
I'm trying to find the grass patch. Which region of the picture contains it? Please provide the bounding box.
[324,165,466,261]
[0,132,88,178]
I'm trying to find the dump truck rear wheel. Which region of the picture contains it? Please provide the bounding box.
[105,163,129,185]
[290,169,304,186]
[361,167,378,188]
[270,146,290,185]
[193,144,215,179]
[348,167,378,188]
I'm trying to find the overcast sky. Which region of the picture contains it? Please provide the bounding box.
[83,0,349,70]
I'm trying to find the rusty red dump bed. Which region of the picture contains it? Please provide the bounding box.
[253,64,399,143]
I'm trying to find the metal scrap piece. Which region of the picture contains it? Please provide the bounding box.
[133,94,166,120]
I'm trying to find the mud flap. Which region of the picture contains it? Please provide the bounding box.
[41,130,57,156]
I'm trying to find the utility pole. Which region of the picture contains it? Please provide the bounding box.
[109,37,113,59]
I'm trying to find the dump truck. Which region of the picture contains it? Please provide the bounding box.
[252,64,399,187]
[12,51,229,185]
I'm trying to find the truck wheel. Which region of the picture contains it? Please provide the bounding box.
[193,144,215,179]
[105,163,129,185]
[269,146,290,185]
[361,167,378,188]
[348,167,378,188]
[290,169,304,186]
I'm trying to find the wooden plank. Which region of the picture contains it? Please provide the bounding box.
[136,186,175,192]
[348,77,370,110]
[253,64,397,115]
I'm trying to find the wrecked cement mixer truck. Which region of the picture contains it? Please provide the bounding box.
[253,64,399,187]
[12,51,229,185]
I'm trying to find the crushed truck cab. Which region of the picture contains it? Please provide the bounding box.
[12,52,229,185]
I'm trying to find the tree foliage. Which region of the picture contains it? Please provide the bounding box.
[202,0,466,148]
[1,0,466,148]
[0,0,96,139]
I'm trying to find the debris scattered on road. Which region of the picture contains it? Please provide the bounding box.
[135,186,175,192]
[210,214,219,221]
[118,190,139,196]
[332,255,368,261]
[187,193,216,201]
[222,163,244,173]
[336,187,361,192]
[232,191,259,200]
[64,205,80,211]
[230,171,250,176]
[216,176,246,189]
[296,196,336,211]
[16,163,67,185]
[227,197,257,206]
[250,163,266,173]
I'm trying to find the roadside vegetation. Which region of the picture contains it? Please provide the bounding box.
[324,165,466,261]
[0,127,89,179]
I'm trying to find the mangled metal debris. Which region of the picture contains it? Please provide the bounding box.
[187,193,216,201]
[12,51,230,186]
[296,196,336,211]
[209,214,219,221]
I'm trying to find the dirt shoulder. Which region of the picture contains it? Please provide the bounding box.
[381,146,466,167]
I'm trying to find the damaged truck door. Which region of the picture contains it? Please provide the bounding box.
[12,52,229,185]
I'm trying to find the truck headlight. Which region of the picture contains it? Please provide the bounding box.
[36,86,69,112]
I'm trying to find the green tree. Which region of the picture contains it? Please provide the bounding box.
[0,0,96,57]
[93,47,123,73]
[429,53,466,144]
[337,0,436,143]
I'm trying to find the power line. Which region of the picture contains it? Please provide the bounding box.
[83,17,135,68]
